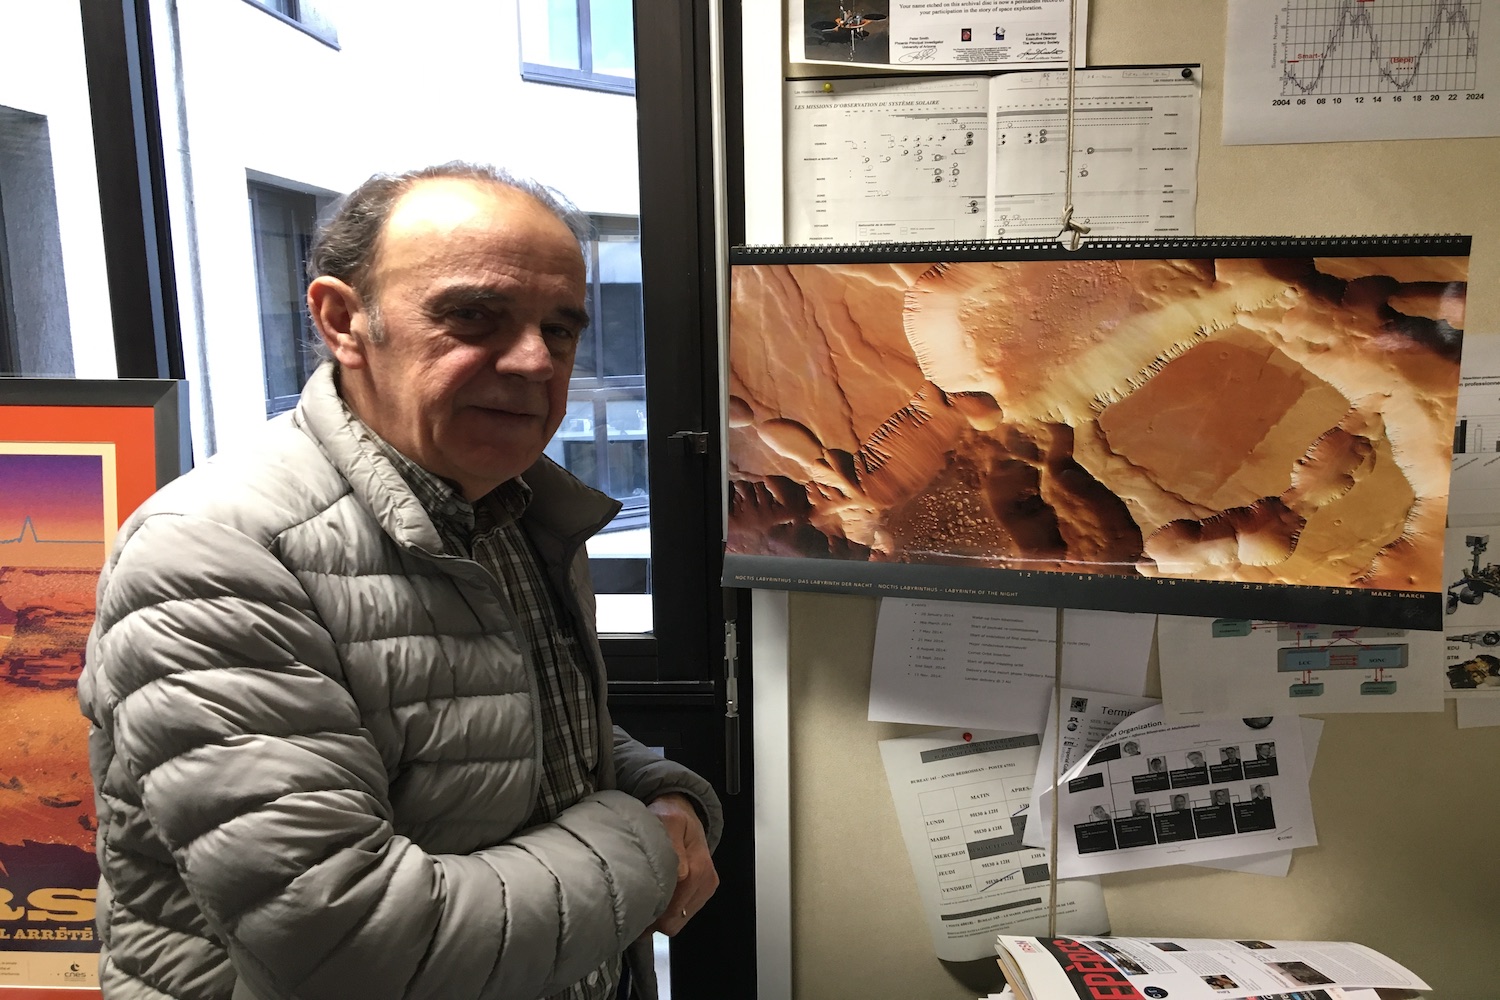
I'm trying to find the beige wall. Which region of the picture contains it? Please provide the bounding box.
[771,3,1500,998]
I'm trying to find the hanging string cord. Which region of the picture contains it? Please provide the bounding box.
[1057,0,1089,251]
[1047,610,1064,937]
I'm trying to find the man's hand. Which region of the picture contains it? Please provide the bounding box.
[643,792,719,936]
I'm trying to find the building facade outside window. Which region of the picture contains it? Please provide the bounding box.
[520,0,634,93]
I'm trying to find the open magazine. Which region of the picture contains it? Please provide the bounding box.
[994,936,1429,1000]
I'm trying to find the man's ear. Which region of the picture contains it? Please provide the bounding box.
[308,276,373,369]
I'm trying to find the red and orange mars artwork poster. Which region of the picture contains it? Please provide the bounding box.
[724,242,1467,629]
[0,446,115,993]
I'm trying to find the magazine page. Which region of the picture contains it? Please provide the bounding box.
[995,936,1429,1000]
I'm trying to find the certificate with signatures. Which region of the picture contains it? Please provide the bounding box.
[790,0,1087,71]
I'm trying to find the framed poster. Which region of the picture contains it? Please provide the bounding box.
[0,379,188,996]
[723,237,1468,629]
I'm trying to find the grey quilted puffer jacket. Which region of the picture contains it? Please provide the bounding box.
[79,364,723,1000]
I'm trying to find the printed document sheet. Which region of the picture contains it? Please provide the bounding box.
[1448,332,1500,528]
[1039,707,1318,878]
[986,66,1200,239]
[790,0,1087,70]
[1156,617,1444,718]
[1022,689,1324,878]
[878,728,1108,961]
[1222,0,1500,144]
[785,74,991,243]
[1441,522,1500,699]
[784,66,1199,244]
[868,600,1153,733]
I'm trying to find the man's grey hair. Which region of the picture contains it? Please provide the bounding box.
[307,161,591,347]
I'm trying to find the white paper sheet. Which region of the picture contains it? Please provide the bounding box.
[1440,523,1500,699]
[986,66,1200,239]
[1039,707,1318,878]
[1222,0,1500,145]
[1449,333,1500,528]
[1025,694,1324,878]
[1020,687,1160,849]
[1457,698,1500,727]
[789,0,1087,70]
[783,66,1200,244]
[877,728,1108,961]
[1157,617,1444,718]
[784,75,991,243]
[869,599,1153,733]
[1192,718,1323,878]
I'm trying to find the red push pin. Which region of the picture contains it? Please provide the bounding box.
[962,732,973,742]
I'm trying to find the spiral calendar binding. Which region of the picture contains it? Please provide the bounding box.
[729,233,1472,264]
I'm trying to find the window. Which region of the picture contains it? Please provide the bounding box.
[248,182,319,417]
[240,0,338,48]
[520,0,634,93]
[546,216,647,518]
[545,216,650,632]
[89,1,755,992]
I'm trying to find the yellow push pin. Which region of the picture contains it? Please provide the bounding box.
[823,81,833,92]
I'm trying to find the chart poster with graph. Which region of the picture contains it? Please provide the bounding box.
[0,380,187,996]
[724,238,1468,629]
[1224,0,1500,144]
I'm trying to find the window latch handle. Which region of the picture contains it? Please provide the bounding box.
[668,429,709,455]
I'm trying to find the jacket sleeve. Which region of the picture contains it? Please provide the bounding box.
[610,728,725,852]
[85,513,678,1000]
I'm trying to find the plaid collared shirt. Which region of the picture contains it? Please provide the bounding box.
[349,417,621,1000]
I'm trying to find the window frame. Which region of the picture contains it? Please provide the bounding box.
[519,0,635,95]
[0,186,18,373]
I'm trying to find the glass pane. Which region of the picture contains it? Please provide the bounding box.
[248,185,316,408]
[605,396,648,497]
[598,239,644,377]
[519,0,582,70]
[160,1,647,634]
[589,0,635,78]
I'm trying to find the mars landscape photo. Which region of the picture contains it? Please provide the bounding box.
[725,249,1467,624]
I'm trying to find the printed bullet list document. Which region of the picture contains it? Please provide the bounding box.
[878,728,1108,961]
[868,599,1153,734]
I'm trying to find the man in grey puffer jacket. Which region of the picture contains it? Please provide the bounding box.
[79,163,722,1000]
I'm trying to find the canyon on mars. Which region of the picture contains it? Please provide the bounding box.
[726,250,1467,619]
